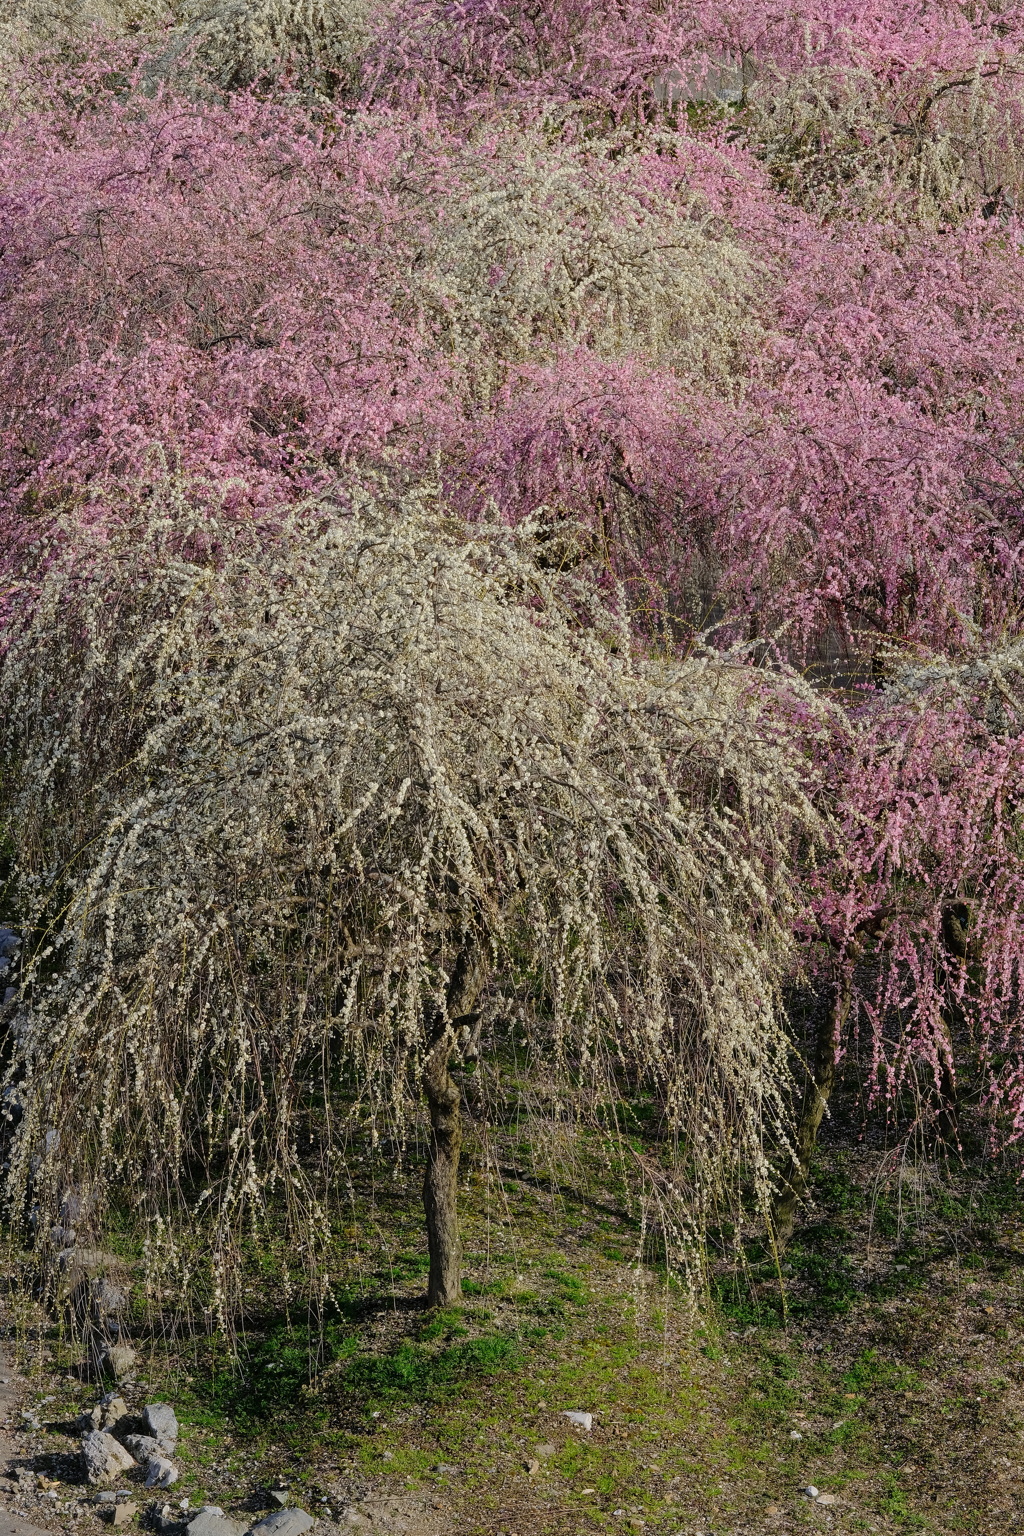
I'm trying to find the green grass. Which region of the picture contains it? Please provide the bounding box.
[343,1333,520,1406]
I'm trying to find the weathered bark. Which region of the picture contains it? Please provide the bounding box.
[422,935,490,1309]
[772,984,850,1248]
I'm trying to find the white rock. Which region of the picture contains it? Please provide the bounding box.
[816,1493,838,1506]
[246,1511,314,1536]
[82,1431,137,1485]
[562,1411,593,1430]
[143,1404,179,1453]
[789,1430,803,1440]
[804,1485,820,1499]
[146,1457,179,1489]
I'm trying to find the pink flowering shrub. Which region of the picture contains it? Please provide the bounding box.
[810,646,1024,1146]
[0,93,460,519]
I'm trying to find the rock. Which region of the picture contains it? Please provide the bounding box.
[98,1394,129,1429]
[82,1430,137,1484]
[816,1493,838,1506]
[146,1458,179,1490]
[61,1189,94,1223]
[186,1508,247,1536]
[92,1278,128,1318]
[110,1501,138,1526]
[804,1486,820,1499]
[535,1443,556,1458]
[124,1435,164,1462]
[525,1459,540,1475]
[152,1504,182,1533]
[104,1346,138,1379]
[246,1512,314,1536]
[561,1411,592,1431]
[78,1406,104,1432]
[58,1247,122,1275]
[269,1493,289,1507]
[789,1430,803,1440]
[143,1404,179,1453]
[339,1512,372,1531]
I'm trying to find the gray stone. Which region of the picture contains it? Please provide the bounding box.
[61,1189,94,1223]
[103,1345,138,1379]
[186,1509,247,1536]
[110,1501,138,1526]
[269,1493,289,1508]
[92,1278,129,1318]
[98,1394,129,1429]
[143,1403,179,1452]
[535,1443,557,1458]
[124,1435,164,1462]
[247,1510,314,1536]
[145,1458,179,1490]
[58,1246,122,1274]
[82,1430,137,1484]
[816,1493,838,1506]
[561,1411,592,1431]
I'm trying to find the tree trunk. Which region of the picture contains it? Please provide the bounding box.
[772,984,850,1248]
[422,935,490,1309]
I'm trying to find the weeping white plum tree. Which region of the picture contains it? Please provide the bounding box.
[0,475,821,1311]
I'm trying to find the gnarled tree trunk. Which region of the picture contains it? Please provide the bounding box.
[422,935,490,1308]
[772,983,850,1248]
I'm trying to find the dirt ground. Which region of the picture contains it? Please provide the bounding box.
[1,1143,1022,1536]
